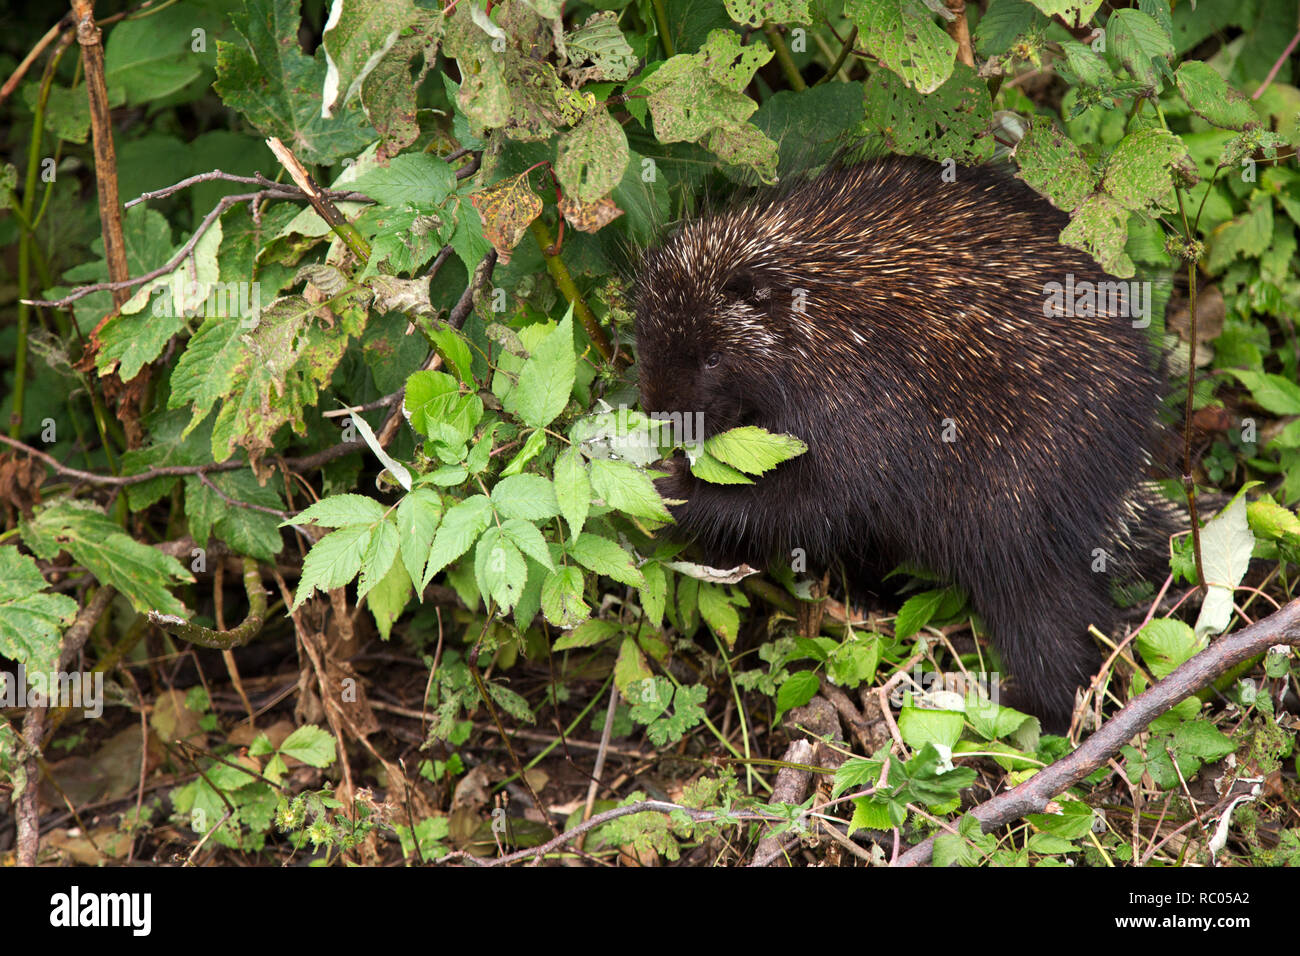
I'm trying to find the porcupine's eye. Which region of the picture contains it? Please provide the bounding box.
[703,352,721,370]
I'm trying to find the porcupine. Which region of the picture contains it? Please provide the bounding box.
[633,155,1181,732]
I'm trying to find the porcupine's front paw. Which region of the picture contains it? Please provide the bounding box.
[651,451,694,507]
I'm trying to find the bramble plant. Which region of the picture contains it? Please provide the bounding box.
[0,0,1297,868]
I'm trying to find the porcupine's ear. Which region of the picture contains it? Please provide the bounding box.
[722,268,784,314]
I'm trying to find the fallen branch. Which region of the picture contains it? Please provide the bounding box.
[892,598,1300,867]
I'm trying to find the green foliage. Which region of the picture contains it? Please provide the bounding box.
[4,0,1299,867]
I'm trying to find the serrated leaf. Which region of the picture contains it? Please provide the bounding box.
[213,0,373,165]
[395,488,443,591]
[588,458,672,521]
[500,518,555,571]
[846,0,956,94]
[1102,128,1189,214]
[1135,617,1200,679]
[469,171,542,259]
[696,582,740,648]
[293,524,373,610]
[702,426,807,476]
[491,473,560,521]
[348,153,457,208]
[685,448,751,485]
[540,565,589,626]
[894,588,947,640]
[474,528,527,614]
[1106,8,1173,89]
[775,670,819,721]
[554,618,621,651]
[1014,123,1095,212]
[568,533,643,587]
[278,725,338,767]
[421,495,492,588]
[0,546,78,677]
[358,519,400,601]
[21,502,193,618]
[286,494,387,528]
[555,105,629,204]
[639,561,667,628]
[553,446,591,540]
[504,308,576,429]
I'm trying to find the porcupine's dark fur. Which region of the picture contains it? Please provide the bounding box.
[634,155,1182,732]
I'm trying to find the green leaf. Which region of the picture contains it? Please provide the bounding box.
[1013,122,1095,212]
[0,546,79,677]
[491,474,560,521]
[1224,370,1300,416]
[368,555,413,640]
[724,0,811,28]
[688,450,752,484]
[278,725,338,767]
[1175,61,1258,130]
[553,446,591,540]
[540,565,589,626]
[696,582,740,648]
[846,0,957,94]
[775,670,819,721]
[213,0,373,165]
[183,470,284,561]
[555,105,629,204]
[348,153,456,208]
[568,533,644,587]
[553,619,621,651]
[422,495,492,588]
[639,561,667,628]
[588,458,673,521]
[898,706,965,750]
[286,494,387,528]
[894,588,947,640]
[1135,617,1201,679]
[395,488,443,591]
[500,518,555,571]
[1101,128,1190,214]
[1172,719,1235,762]
[1026,799,1095,839]
[21,501,193,618]
[474,528,527,614]
[358,519,400,601]
[429,325,476,388]
[293,524,373,610]
[1058,39,1112,86]
[702,426,807,476]
[504,308,576,429]
[1106,8,1174,89]
[1059,192,1135,277]
[861,62,994,165]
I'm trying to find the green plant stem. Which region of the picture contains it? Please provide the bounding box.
[713,631,756,794]
[529,218,615,363]
[496,673,617,789]
[146,557,268,649]
[1153,99,1207,595]
[813,26,857,86]
[650,0,675,57]
[763,21,807,92]
[11,51,60,436]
